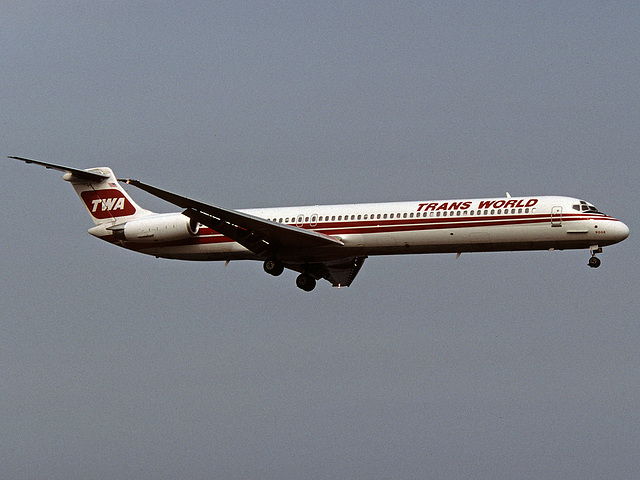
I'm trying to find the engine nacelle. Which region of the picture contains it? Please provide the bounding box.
[113,214,199,243]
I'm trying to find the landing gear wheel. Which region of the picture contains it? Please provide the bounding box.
[588,256,601,268]
[263,258,284,276]
[296,273,316,292]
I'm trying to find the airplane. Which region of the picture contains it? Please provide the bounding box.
[9,156,629,291]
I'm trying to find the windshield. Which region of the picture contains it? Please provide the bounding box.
[572,200,602,214]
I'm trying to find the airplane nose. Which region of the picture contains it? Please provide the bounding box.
[614,221,630,243]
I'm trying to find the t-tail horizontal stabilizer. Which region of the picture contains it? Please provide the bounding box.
[8,156,109,183]
[9,156,151,225]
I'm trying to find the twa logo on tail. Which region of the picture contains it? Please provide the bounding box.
[80,189,136,219]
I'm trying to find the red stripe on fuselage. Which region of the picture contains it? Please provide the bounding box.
[116,213,615,251]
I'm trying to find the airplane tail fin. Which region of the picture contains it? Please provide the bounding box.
[67,167,153,225]
[9,157,153,225]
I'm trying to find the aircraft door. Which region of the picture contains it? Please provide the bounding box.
[551,206,562,227]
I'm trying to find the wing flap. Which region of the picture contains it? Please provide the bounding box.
[320,256,367,287]
[287,256,366,287]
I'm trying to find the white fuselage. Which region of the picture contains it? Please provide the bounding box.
[91,195,629,263]
[12,156,629,290]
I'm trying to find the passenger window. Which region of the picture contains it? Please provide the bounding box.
[338,215,342,221]
[357,214,361,220]
[331,216,336,221]
[364,214,368,220]
[383,214,388,219]
[410,213,414,218]
[390,213,394,219]
[436,212,441,217]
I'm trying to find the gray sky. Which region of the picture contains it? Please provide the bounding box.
[1,2,638,479]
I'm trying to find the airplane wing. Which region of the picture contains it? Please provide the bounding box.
[120,178,344,257]
[8,156,109,182]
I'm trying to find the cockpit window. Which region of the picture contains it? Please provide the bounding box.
[574,200,602,214]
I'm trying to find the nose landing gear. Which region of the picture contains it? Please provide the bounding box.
[588,245,602,268]
[588,256,601,268]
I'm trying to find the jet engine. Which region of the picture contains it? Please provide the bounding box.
[112,214,200,243]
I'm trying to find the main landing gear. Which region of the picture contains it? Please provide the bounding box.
[263,258,284,276]
[295,273,316,292]
[588,245,602,268]
[263,258,317,291]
